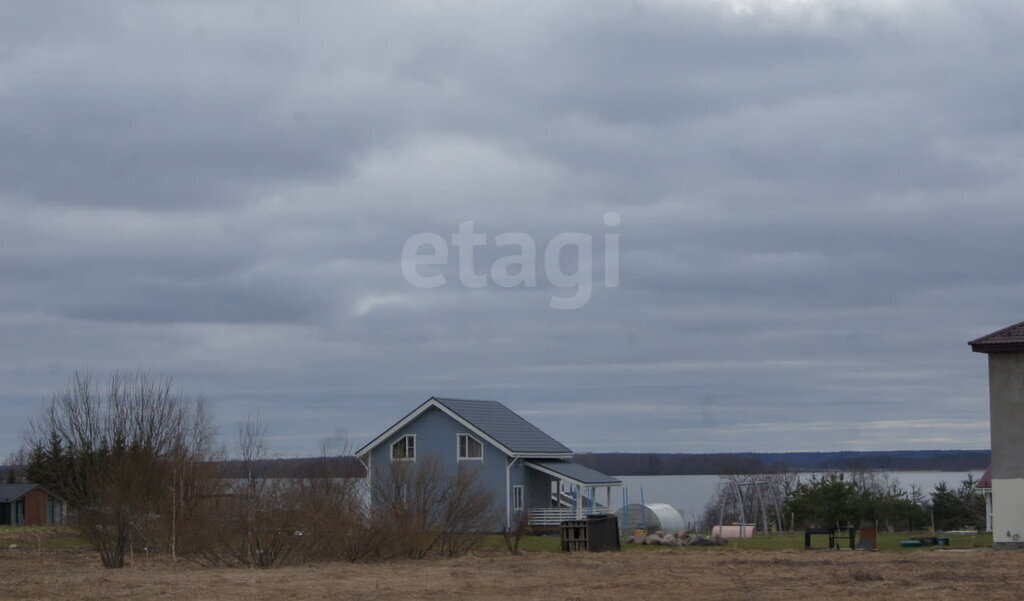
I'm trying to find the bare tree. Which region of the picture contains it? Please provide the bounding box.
[2,450,26,483]
[24,371,216,568]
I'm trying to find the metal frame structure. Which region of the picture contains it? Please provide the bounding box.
[716,476,785,536]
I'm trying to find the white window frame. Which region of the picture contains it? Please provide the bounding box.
[457,433,483,461]
[391,434,416,461]
[513,485,525,510]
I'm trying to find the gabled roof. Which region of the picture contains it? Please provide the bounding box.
[0,483,39,503]
[356,397,573,459]
[970,321,1024,353]
[525,459,621,486]
[433,398,573,455]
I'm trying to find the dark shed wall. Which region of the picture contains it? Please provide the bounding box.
[23,487,50,526]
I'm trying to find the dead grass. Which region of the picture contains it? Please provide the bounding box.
[0,526,84,550]
[2,546,1023,601]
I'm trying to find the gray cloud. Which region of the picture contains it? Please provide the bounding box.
[0,0,1017,458]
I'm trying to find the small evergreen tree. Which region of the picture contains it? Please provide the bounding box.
[931,475,985,531]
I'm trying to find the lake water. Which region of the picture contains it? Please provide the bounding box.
[610,471,981,529]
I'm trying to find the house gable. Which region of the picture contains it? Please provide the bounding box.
[356,397,573,460]
[364,404,508,468]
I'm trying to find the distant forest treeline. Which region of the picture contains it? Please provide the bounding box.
[572,450,991,476]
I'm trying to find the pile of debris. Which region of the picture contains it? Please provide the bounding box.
[631,531,728,547]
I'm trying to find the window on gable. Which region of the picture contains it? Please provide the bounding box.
[391,435,415,461]
[458,434,483,460]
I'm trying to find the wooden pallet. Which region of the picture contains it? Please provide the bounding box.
[561,520,590,552]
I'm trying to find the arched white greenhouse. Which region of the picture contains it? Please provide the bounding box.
[616,502,686,534]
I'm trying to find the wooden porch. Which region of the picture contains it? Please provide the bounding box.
[522,460,620,527]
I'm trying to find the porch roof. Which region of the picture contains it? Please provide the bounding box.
[526,459,621,486]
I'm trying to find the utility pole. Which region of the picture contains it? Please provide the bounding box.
[170,465,177,564]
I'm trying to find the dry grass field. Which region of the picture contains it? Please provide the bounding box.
[2,547,1024,601]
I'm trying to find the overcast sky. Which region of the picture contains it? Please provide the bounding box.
[2,0,1021,459]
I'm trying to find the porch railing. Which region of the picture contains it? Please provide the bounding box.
[526,505,613,526]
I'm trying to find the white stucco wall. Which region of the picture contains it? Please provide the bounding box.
[993,478,1024,545]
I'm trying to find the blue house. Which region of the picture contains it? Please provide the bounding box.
[355,397,621,527]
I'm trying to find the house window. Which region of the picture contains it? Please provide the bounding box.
[47,498,63,525]
[391,435,415,461]
[513,485,524,510]
[457,434,483,460]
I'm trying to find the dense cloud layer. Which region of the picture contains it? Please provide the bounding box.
[2,0,1019,457]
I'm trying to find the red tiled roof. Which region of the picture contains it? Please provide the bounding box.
[977,466,992,490]
[969,321,1024,353]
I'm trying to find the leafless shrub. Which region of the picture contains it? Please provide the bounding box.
[186,418,367,568]
[284,437,373,564]
[24,371,217,568]
[369,456,496,559]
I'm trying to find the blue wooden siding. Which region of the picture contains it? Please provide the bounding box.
[524,466,555,509]
[368,406,511,519]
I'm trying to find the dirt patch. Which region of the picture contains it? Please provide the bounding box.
[1,548,1023,601]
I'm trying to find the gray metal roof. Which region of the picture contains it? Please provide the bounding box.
[0,483,38,503]
[434,397,573,455]
[526,459,621,485]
